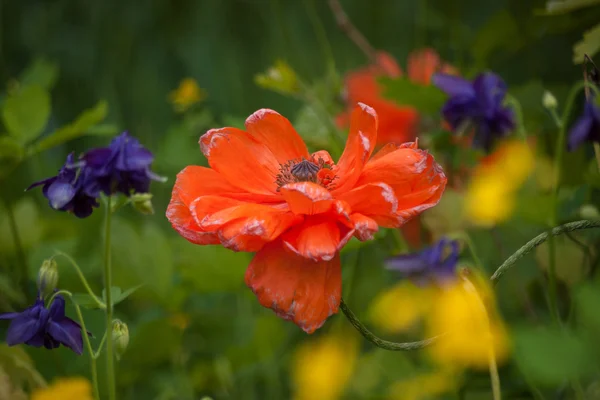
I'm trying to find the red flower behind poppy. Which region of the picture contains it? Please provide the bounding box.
[166,103,447,333]
[337,48,456,146]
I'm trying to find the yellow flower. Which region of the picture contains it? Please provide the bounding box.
[388,368,458,400]
[255,59,299,95]
[368,281,433,334]
[169,78,206,111]
[292,334,357,400]
[425,274,510,369]
[465,140,534,226]
[31,377,93,400]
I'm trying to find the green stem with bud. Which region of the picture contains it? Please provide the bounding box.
[103,196,116,400]
[48,290,100,400]
[53,252,106,309]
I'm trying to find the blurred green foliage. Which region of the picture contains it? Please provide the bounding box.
[1,0,600,399]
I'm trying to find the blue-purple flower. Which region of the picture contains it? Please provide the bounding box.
[82,131,165,197]
[433,72,515,151]
[385,238,460,285]
[26,153,99,218]
[0,295,88,354]
[567,99,600,151]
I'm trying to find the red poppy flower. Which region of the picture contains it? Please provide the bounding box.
[337,48,456,146]
[166,103,447,333]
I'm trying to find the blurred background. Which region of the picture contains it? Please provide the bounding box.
[1,0,600,399]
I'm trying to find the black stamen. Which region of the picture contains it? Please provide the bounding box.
[290,159,320,182]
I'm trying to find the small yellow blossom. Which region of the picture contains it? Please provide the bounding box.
[292,334,357,400]
[425,274,510,369]
[368,281,433,334]
[255,59,299,95]
[169,78,206,112]
[465,140,534,226]
[31,377,93,400]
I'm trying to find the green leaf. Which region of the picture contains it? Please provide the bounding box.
[543,0,600,15]
[28,100,108,155]
[100,284,144,307]
[513,327,593,385]
[379,77,446,115]
[0,136,24,177]
[573,22,600,64]
[19,59,59,90]
[71,293,104,309]
[1,85,51,143]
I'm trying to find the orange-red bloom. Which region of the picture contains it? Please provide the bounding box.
[337,49,456,146]
[166,103,447,333]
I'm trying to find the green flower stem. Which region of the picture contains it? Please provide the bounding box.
[1,196,29,295]
[505,94,527,140]
[94,331,108,359]
[593,142,600,172]
[53,252,106,310]
[491,220,600,284]
[49,290,100,400]
[103,196,116,400]
[339,299,440,351]
[448,232,485,272]
[547,81,599,321]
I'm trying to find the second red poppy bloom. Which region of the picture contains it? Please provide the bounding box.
[166,103,447,333]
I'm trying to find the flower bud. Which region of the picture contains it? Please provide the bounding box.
[112,319,129,360]
[129,193,154,215]
[254,60,299,95]
[542,90,558,110]
[37,259,58,296]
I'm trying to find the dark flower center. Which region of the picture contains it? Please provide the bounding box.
[290,159,320,182]
[275,157,337,191]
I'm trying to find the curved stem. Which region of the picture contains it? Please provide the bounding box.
[93,331,108,359]
[339,299,439,351]
[52,290,100,400]
[491,220,600,284]
[328,0,377,64]
[53,252,106,309]
[103,197,116,400]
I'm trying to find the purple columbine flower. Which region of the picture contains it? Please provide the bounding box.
[82,131,166,197]
[433,72,515,152]
[0,295,88,354]
[26,153,99,218]
[385,238,460,286]
[567,99,600,151]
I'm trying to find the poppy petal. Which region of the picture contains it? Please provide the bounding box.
[245,241,341,334]
[407,48,441,85]
[334,103,378,193]
[245,109,310,163]
[338,182,400,227]
[281,217,354,261]
[350,213,379,241]
[280,182,333,215]
[200,127,280,195]
[191,197,302,252]
[357,145,447,224]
